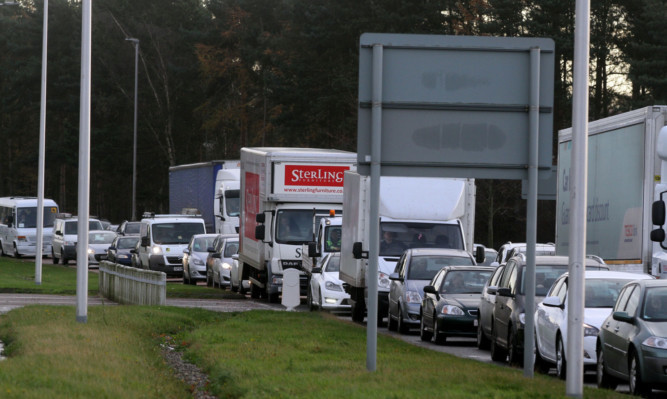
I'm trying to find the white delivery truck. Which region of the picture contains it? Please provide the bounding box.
[339,171,479,323]
[214,167,241,234]
[556,105,667,276]
[238,147,356,302]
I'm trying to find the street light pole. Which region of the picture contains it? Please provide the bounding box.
[125,38,139,221]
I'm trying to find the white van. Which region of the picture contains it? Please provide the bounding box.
[135,213,206,277]
[51,214,104,264]
[0,196,59,258]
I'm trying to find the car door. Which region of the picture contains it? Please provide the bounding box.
[535,275,567,363]
[603,283,641,377]
[480,264,505,337]
[389,253,407,318]
[422,269,444,328]
[494,260,517,348]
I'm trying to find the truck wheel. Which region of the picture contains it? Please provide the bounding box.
[268,291,280,304]
[250,282,261,299]
[351,300,365,323]
[62,255,69,265]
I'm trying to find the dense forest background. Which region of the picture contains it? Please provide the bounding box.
[0,0,665,249]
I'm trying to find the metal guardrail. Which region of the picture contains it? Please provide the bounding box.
[98,261,166,305]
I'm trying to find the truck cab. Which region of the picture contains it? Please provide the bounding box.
[303,213,342,275]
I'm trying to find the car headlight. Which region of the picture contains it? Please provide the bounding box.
[378,272,391,289]
[193,258,204,266]
[151,246,163,255]
[519,313,525,325]
[117,254,129,260]
[272,276,283,285]
[441,305,465,316]
[325,281,343,292]
[583,323,599,337]
[405,290,422,304]
[222,262,232,270]
[642,336,667,349]
[88,248,95,255]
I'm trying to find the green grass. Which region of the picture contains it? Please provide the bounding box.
[0,307,628,399]
[0,256,243,299]
[0,257,630,398]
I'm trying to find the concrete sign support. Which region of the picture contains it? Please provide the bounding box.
[357,33,554,374]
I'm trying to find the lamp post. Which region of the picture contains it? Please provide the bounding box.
[125,38,139,221]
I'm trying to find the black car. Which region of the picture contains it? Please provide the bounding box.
[107,235,140,266]
[420,265,494,345]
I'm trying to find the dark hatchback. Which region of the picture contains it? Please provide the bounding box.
[107,235,140,266]
[420,265,494,345]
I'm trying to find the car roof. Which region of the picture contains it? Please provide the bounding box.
[408,248,473,258]
[559,270,655,280]
[441,265,495,272]
[510,255,605,267]
[630,279,667,288]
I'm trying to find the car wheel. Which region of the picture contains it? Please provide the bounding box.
[206,269,213,287]
[62,255,69,265]
[387,307,397,331]
[13,245,20,258]
[596,344,618,390]
[534,335,551,374]
[230,279,238,293]
[420,313,433,342]
[183,269,189,285]
[397,307,409,334]
[490,324,508,362]
[629,350,651,397]
[433,313,446,345]
[477,318,490,350]
[0,241,5,257]
[556,335,567,380]
[508,327,522,367]
[52,249,59,265]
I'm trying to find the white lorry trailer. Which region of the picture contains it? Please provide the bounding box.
[556,106,667,276]
[238,147,356,302]
[339,171,477,323]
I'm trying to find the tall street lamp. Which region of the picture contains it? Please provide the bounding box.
[125,37,139,221]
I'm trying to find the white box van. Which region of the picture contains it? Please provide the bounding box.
[135,213,206,277]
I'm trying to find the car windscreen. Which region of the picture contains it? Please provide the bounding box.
[520,265,569,296]
[440,270,493,294]
[223,241,239,257]
[193,236,217,252]
[117,237,140,249]
[152,223,206,244]
[407,255,474,280]
[16,206,58,228]
[642,287,667,321]
[325,255,341,273]
[584,278,637,308]
[124,222,141,235]
[89,232,116,244]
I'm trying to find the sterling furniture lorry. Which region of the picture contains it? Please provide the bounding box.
[556,106,667,276]
[238,147,356,302]
[168,160,240,234]
[339,171,478,323]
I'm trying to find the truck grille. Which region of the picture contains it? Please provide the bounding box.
[166,256,183,265]
[281,260,302,269]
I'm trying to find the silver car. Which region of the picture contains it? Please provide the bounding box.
[388,248,477,334]
[205,234,238,288]
[183,234,218,285]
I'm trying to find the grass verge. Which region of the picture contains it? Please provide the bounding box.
[0,257,243,299]
[1,303,625,398]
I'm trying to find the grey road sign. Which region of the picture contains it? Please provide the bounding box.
[357,33,554,180]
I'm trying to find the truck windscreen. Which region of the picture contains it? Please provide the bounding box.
[379,222,464,256]
[275,209,320,244]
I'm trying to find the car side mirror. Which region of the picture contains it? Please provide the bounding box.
[475,246,485,264]
[486,286,498,295]
[255,225,265,241]
[389,272,402,281]
[207,246,215,253]
[312,267,322,274]
[496,287,512,297]
[308,242,320,258]
[423,285,439,300]
[653,200,666,225]
[542,296,562,308]
[612,311,635,324]
[255,213,265,224]
[130,249,137,254]
[352,242,368,259]
[212,253,221,259]
[141,236,149,247]
[183,248,190,254]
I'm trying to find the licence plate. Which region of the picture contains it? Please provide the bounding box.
[174,267,183,272]
[473,319,478,327]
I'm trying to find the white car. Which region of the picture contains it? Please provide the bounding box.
[86,230,117,267]
[534,270,654,378]
[307,252,350,312]
[210,235,238,289]
[183,233,218,285]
